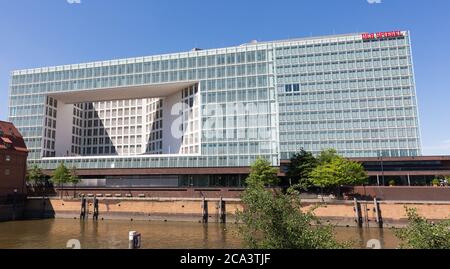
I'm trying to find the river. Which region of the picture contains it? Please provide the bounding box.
[0,219,400,249]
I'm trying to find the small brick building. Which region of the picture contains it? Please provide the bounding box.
[0,121,28,201]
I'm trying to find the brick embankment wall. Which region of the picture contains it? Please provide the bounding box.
[24,198,243,223]
[24,198,450,227]
[302,201,450,228]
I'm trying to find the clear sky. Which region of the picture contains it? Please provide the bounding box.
[0,0,449,155]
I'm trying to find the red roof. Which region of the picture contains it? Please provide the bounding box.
[0,121,28,153]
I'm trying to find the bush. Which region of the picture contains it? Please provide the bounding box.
[432,178,440,186]
[395,207,450,249]
[237,159,347,249]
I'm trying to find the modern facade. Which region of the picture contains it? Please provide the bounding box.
[8,30,422,187]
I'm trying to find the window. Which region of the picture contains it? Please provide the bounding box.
[5,155,11,162]
[5,169,10,176]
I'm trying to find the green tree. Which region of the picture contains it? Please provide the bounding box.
[286,149,318,190]
[26,165,46,187]
[309,156,368,189]
[317,148,339,164]
[395,207,450,249]
[51,162,71,199]
[69,166,81,198]
[246,158,280,187]
[237,159,346,249]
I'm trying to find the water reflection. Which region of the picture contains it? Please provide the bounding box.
[0,219,399,249]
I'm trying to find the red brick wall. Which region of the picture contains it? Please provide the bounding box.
[0,150,27,198]
[344,186,450,201]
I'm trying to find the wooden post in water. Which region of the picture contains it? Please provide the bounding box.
[373,198,383,228]
[353,198,363,228]
[80,196,86,220]
[93,197,99,221]
[12,189,17,221]
[41,196,46,218]
[219,197,226,224]
[202,197,208,223]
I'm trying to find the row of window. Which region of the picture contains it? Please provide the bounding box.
[278,86,412,98]
[279,117,417,129]
[34,154,279,170]
[278,75,412,86]
[10,73,270,96]
[280,129,419,140]
[281,149,420,159]
[11,51,269,85]
[280,99,416,111]
[275,37,407,56]
[278,65,411,77]
[276,48,409,64]
[281,140,419,151]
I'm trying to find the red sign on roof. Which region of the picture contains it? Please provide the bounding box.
[362,31,404,40]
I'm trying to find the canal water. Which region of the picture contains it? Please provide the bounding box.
[0,219,400,249]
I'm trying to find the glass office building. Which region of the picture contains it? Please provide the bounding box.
[8,31,421,173]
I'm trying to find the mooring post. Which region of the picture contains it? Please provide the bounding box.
[128,231,141,249]
[80,196,86,220]
[12,189,17,221]
[93,196,99,221]
[202,197,208,223]
[219,197,226,224]
[373,198,383,228]
[41,196,46,218]
[353,198,363,228]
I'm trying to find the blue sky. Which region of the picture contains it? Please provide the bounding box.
[0,0,449,155]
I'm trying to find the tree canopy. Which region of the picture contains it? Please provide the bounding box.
[309,156,368,188]
[246,158,279,187]
[286,149,368,190]
[286,149,318,189]
[317,148,339,164]
[26,165,46,186]
[69,166,81,185]
[51,162,71,185]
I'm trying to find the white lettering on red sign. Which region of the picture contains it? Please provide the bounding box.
[362,31,404,40]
